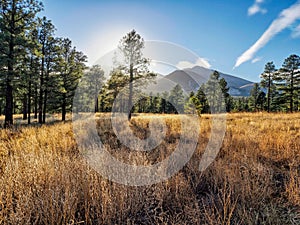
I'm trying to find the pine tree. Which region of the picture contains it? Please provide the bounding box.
[260,61,276,112]
[160,91,168,114]
[184,91,202,115]
[36,17,56,123]
[55,38,87,121]
[232,97,250,112]
[249,83,265,111]
[276,54,300,112]
[219,77,231,112]
[168,84,185,114]
[0,0,43,127]
[196,85,209,113]
[151,94,160,113]
[80,65,105,112]
[201,71,226,113]
[104,68,129,112]
[116,30,156,120]
[25,22,40,124]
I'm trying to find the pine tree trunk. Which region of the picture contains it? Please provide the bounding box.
[128,64,133,121]
[62,93,66,121]
[28,86,31,124]
[100,97,104,112]
[43,89,47,123]
[28,59,32,124]
[22,95,27,120]
[38,81,43,123]
[95,96,99,113]
[290,71,294,113]
[4,33,15,128]
[38,45,45,124]
[43,69,50,123]
[34,82,38,119]
[267,74,271,112]
[38,85,43,124]
[4,82,13,128]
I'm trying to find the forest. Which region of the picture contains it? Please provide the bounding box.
[0,0,87,127]
[1,1,300,128]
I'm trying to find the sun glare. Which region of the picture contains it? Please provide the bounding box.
[86,25,149,65]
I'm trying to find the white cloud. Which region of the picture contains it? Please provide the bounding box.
[234,1,300,69]
[248,0,267,16]
[176,58,211,69]
[291,24,300,38]
[251,57,262,63]
[248,4,267,16]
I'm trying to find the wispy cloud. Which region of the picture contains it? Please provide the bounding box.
[291,24,300,38]
[177,58,211,69]
[248,0,267,16]
[234,1,300,69]
[251,57,262,63]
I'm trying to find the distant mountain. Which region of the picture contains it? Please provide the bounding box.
[147,66,255,97]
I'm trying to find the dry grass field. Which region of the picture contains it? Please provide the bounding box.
[0,113,299,224]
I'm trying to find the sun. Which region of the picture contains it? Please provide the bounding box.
[85,24,149,65]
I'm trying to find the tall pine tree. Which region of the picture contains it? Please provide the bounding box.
[260,61,276,112]
[276,54,300,112]
[0,0,43,127]
[116,30,156,120]
[55,38,87,121]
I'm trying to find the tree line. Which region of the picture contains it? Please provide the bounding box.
[258,55,300,112]
[230,55,300,113]
[0,0,88,127]
[95,69,231,115]
[90,28,299,115]
[94,53,300,115]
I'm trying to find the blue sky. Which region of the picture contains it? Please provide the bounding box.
[41,0,300,82]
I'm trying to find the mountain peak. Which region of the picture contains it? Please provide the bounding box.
[169,66,255,96]
[148,65,255,97]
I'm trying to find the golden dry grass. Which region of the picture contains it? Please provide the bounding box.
[0,112,299,224]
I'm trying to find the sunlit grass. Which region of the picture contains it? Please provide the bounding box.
[0,112,299,224]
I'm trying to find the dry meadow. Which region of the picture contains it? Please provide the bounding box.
[0,113,299,224]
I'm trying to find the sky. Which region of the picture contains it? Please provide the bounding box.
[41,0,300,82]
